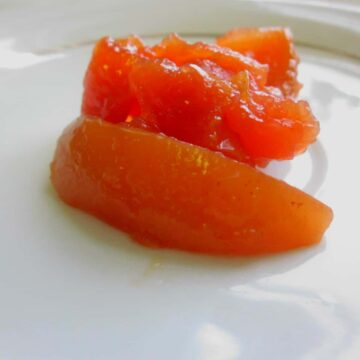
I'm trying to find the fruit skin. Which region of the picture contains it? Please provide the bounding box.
[217,27,301,96]
[51,116,333,256]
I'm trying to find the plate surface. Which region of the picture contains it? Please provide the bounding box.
[1,1,360,359]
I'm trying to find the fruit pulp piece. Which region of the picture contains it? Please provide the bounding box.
[217,27,301,96]
[81,34,318,166]
[81,36,152,124]
[51,116,333,256]
[128,57,245,159]
[225,71,319,160]
[152,33,269,87]
[130,57,318,164]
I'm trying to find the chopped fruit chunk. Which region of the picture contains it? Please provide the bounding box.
[217,27,301,96]
[129,57,240,158]
[81,36,151,123]
[153,33,268,86]
[225,72,319,160]
[81,33,318,166]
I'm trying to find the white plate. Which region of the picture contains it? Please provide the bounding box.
[1,1,360,359]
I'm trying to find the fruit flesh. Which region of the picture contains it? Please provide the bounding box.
[51,117,333,255]
[152,33,269,86]
[217,27,301,96]
[81,33,319,166]
[225,72,319,159]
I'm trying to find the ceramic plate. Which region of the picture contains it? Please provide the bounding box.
[1,1,360,359]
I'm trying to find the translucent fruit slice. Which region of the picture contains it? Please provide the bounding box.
[152,33,268,86]
[51,116,333,255]
[226,71,319,160]
[217,27,301,96]
[129,57,241,156]
[81,36,151,123]
[130,58,319,164]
